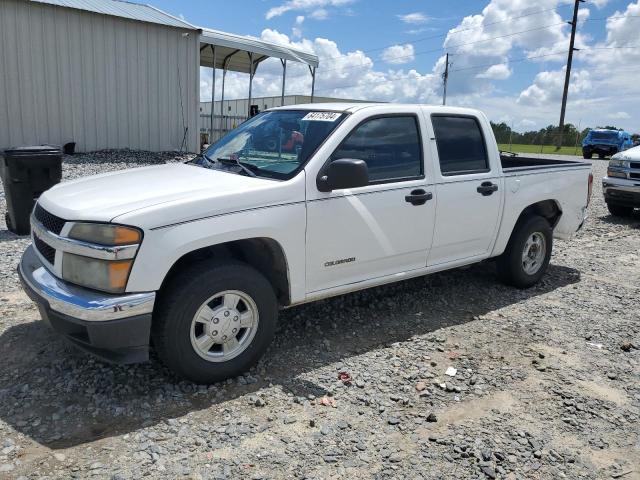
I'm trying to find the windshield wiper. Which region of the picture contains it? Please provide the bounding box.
[217,157,257,177]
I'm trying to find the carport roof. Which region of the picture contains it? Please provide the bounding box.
[199,28,319,73]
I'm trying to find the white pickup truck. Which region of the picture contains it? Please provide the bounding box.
[19,104,593,383]
[602,144,640,216]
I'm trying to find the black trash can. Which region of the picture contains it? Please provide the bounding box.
[1,145,62,235]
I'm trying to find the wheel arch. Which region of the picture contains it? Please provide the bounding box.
[493,199,562,258]
[515,199,563,230]
[159,237,291,306]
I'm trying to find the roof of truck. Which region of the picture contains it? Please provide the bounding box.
[269,103,484,115]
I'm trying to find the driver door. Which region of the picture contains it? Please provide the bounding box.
[305,112,436,293]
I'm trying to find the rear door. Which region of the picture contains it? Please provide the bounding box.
[305,109,436,293]
[427,114,504,266]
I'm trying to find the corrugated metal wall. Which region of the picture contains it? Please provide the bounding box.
[0,0,199,152]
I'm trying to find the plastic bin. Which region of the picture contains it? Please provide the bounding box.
[0,146,62,235]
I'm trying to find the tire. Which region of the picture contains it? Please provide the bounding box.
[598,153,606,159]
[607,203,633,217]
[152,260,278,383]
[497,215,553,289]
[582,151,592,159]
[5,213,13,232]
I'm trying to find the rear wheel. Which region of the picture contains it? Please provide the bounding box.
[607,203,634,217]
[583,150,593,159]
[152,260,278,383]
[497,215,553,289]
[598,153,606,159]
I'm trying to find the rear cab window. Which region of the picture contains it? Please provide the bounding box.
[431,115,489,176]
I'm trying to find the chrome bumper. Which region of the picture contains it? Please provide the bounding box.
[19,245,155,322]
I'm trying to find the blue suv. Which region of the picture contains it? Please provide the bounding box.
[582,129,633,159]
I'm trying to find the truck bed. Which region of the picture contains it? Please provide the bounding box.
[500,154,590,173]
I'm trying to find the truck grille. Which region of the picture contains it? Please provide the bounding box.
[630,172,640,180]
[34,234,56,265]
[34,204,66,235]
[631,162,640,170]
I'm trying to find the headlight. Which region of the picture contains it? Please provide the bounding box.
[68,223,141,245]
[608,159,625,168]
[607,159,627,178]
[62,223,142,293]
[62,254,133,293]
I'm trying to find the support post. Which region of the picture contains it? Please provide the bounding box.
[210,45,216,143]
[557,0,584,149]
[220,68,227,140]
[248,52,254,118]
[309,66,316,102]
[280,59,287,106]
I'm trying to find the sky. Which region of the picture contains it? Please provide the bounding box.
[149,0,640,133]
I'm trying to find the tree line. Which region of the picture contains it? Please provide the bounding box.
[491,122,640,147]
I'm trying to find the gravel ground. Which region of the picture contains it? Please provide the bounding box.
[0,152,638,479]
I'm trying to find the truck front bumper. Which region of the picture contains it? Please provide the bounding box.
[18,245,155,364]
[603,177,640,208]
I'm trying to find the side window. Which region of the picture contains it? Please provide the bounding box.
[331,116,423,183]
[432,115,489,175]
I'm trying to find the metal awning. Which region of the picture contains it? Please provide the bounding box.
[199,27,319,140]
[199,28,318,72]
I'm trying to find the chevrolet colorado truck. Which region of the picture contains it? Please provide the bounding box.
[19,104,593,383]
[603,144,640,216]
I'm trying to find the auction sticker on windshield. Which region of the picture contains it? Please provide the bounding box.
[302,112,342,122]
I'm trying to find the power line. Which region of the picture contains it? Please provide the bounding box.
[282,21,568,81]
[584,14,640,22]
[312,46,639,95]
[300,5,573,65]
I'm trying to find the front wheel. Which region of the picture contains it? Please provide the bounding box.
[152,260,278,383]
[582,150,593,159]
[607,203,634,217]
[497,215,553,289]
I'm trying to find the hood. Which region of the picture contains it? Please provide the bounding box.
[37,163,281,223]
[612,145,640,161]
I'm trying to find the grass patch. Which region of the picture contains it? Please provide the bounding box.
[498,144,582,156]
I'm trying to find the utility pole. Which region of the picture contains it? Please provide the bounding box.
[442,53,450,106]
[557,0,584,149]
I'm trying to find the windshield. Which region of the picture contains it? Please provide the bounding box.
[590,131,619,141]
[196,110,347,180]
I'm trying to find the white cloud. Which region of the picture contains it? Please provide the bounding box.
[381,44,415,64]
[517,68,592,106]
[292,15,305,38]
[608,111,631,120]
[265,0,352,19]
[309,8,329,19]
[398,12,429,24]
[591,0,610,8]
[476,63,512,80]
[518,119,537,129]
[577,7,590,26]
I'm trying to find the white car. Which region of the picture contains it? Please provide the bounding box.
[19,104,593,383]
[602,144,640,216]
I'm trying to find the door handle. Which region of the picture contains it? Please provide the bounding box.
[405,189,433,206]
[477,182,498,196]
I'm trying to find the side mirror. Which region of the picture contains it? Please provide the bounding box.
[317,159,369,192]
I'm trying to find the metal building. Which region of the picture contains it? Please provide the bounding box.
[0,0,318,153]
